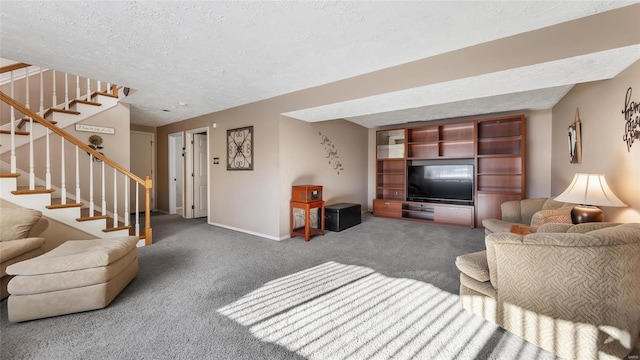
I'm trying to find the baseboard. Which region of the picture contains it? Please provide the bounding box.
[207,221,282,241]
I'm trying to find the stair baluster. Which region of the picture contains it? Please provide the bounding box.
[61,138,67,204]
[135,183,140,237]
[64,73,69,110]
[113,168,118,227]
[124,176,129,227]
[52,70,57,108]
[89,154,94,217]
[75,75,80,102]
[86,77,91,101]
[75,145,80,202]
[10,70,17,173]
[101,161,106,216]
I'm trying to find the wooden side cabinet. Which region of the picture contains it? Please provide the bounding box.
[290,200,325,241]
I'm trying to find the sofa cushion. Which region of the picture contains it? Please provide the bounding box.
[530,207,572,227]
[8,249,137,295]
[455,250,489,282]
[516,198,549,225]
[0,208,43,241]
[1,245,45,278]
[0,237,46,263]
[7,236,139,275]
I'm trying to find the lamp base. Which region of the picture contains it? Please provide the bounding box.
[571,206,603,224]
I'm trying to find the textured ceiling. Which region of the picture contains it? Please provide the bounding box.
[0,1,638,128]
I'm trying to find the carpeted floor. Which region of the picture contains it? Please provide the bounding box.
[0,213,557,359]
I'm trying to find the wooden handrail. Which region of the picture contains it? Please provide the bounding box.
[0,63,31,73]
[0,91,147,186]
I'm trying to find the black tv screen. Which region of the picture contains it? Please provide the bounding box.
[407,164,474,205]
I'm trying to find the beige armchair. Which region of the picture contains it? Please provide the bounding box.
[456,222,640,359]
[482,197,574,235]
[0,207,48,300]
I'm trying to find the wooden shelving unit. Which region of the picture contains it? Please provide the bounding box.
[376,129,406,203]
[475,116,525,224]
[373,114,525,228]
[407,122,475,159]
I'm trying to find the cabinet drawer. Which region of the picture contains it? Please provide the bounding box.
[373,200,402,218]
[435,206,474,227]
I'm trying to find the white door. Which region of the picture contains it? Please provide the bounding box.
[168,132,184,215]
[130,132,154,213]
[193,133,208,218]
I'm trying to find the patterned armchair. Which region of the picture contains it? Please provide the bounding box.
[456,222,640,359]
[481,197,574,236]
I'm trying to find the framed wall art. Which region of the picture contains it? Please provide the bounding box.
[568,108,582,164]
[227,126,253,170]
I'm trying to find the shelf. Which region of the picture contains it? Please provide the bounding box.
[377,186,404,190]
[377,144,405,159]
[377,129,405,159]
[477,173,522,176]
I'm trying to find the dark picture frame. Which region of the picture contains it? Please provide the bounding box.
[227,126,254,170]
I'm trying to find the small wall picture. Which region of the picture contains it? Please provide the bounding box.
[568,109,582,164]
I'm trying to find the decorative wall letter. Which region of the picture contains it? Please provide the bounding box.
[622,87,640,152]
[318,131,344,175]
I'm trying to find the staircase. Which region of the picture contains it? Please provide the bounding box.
[0,62,152,246]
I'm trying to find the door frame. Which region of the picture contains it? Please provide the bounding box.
[130,130,156,211]
[184,126,210,219]
[168,131,184,215]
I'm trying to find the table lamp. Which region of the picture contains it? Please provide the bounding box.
[554,173,627,224]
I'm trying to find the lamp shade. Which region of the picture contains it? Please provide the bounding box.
[554,173,627,207]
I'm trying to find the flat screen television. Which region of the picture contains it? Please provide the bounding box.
[407,164,474,205]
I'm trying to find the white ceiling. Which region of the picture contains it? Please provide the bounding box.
[1,1,638,128]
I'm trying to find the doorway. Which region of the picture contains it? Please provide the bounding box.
[168,132,184,215]
[130,131,155,213]
[184,127,209,219]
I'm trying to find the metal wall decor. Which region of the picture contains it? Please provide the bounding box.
[227,126,253,170]
[568,108,582,164]
[622,86,640,152]
[318,131,344,175]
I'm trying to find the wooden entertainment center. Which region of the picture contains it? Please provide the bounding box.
[373,114,525,228]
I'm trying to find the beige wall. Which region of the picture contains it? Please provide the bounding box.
[156,103,282,238]
[551,60,640,222]
[279,117,368,236]
[525,110,553,198]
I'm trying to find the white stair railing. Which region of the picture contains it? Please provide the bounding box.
[0,67,151,244]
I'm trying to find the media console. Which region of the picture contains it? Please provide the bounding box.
[373,200,475,228]
[374,114,525,228]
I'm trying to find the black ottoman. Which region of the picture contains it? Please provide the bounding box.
[325,203,361,232]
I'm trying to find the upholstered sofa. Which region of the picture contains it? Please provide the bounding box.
[0,207,49,300]
[481,197,574,236]
[456,222,640,359]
